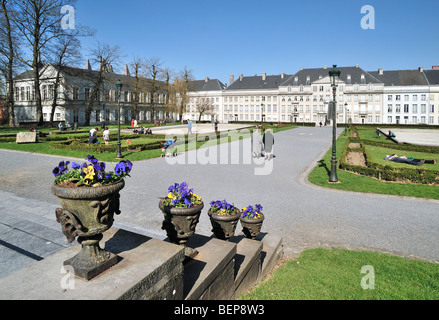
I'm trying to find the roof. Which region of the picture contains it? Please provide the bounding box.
[190,79,226,91]
[368,69,429,86]
[226,73,292,91]
[424,70,439,85]
[14,64,167,91]
[281,66,382,86]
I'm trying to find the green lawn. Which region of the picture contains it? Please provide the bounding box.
[239,248,439,300]
[308,131,439,200]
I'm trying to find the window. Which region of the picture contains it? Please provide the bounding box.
[421,94,426,101]
[26,87,31,101]
[361,74,366,84]
[404,104,409,113]
[347,75,351,84]
[396,95,401,101]
[388,95,393,101]
[73,87,79,100]
[85,88,90,101]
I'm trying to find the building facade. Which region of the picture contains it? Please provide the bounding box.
[11,62,439,126]
[12,62,168,125]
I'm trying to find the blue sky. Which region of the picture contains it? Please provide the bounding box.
[75,0,439,84]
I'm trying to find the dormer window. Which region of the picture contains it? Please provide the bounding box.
[361,74,366,84]
[347,74,352,84]
[306,76,310,85]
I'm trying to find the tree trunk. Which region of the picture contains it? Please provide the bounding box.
[1,0,16,127]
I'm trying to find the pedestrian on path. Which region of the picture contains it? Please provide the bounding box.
[188,119,192,135]
[263,128,275,160]
[252,128,262,158]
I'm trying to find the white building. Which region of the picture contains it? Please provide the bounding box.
[185,77,226,122]
[12,62,168,125]
[369,68,430,125]
[280,65,384,125]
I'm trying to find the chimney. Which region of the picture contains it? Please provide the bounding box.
[355,64,359,68]
[433,66,439,70]
[84,58,92,71]
[280,73,285,79]
[323,65,327,69]
[262,72,266,81]
[229,75,234,86]
[239,74,243,81]
[419,67,424,72]
[300,67,304,71]
[378,68,384,75]
[205,77,209,83]
[123,64,130,76]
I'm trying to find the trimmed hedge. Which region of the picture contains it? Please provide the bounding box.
[340,129,439,185]
[50,138,164,153]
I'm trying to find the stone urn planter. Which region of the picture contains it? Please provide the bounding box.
[52,180,125,280]
[159,199,203,258]
[240,213,265,240]
[208,208,240,241]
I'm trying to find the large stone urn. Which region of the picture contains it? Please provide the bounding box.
[159,199,203,258]
[240,213,265,240]
[208,208,240,241]
[52,180,125,280]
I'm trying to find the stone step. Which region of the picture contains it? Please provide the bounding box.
[183,233,283,300]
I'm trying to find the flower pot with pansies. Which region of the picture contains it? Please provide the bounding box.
[208,200,240,241]
[159,182,203,258]
[51,155,132,280]
[240,204,265,240]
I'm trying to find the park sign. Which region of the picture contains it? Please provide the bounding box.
[16,132,37,144]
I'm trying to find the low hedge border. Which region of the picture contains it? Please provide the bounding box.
[340,133,439,185]
[50,138,164,153]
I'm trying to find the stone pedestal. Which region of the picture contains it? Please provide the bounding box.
[16,132,37,144]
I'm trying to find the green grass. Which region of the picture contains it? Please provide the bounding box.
[239,248,439,300]
[307,132,439,200]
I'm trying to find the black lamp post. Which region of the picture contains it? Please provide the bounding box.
[344,102,349,136]
[115,79,123,159]
[328,65,340,182]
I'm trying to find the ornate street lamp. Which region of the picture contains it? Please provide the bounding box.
[115,79,123,159]
[328,65,341,182]
[344,102,349,136]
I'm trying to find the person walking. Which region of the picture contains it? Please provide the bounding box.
[103,127,110,145]
[262,128,275,161]
[252,128,262,158]
[188,119,192,135]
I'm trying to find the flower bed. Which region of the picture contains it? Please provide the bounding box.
[339,130,439,185]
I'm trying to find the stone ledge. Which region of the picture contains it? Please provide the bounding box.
[0,228,185,300]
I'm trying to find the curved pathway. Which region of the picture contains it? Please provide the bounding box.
[1,126,438,265]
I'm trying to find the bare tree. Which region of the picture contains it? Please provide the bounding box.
[0,0,19,127]
[129,57,144,122]
[45,25,94,126]
[85,42,122,126]
[143,57,164,124]
[174,66,194,121]
[194,95,215,122]
[14,0,73,125]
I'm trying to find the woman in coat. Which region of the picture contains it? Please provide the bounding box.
[262,128,275,160]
